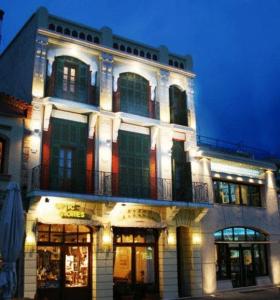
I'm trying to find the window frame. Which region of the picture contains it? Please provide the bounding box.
[213,179,262,207]
[0,136,9,174]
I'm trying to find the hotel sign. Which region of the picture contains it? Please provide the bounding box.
[55,204,91,220]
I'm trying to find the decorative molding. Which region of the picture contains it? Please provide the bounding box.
[51,109,88,124]
[184,130,196,151]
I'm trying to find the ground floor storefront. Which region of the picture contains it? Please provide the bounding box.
[22,195,280,300]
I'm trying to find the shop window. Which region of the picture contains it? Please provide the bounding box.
[214,180,261,207]
[49,56,91,103]
[37,224,91,291]
[119,72,149,117]
[169,85,188,126]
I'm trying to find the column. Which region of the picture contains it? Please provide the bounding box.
[157,69,170,123]
[23,209,37,299]
[32,34,48,98]
[99,52,113,111]
[92,227,113,300]
[158,227,178,299]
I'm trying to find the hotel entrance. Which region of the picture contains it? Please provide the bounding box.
[113,228,159,300]
[36,223,92,300]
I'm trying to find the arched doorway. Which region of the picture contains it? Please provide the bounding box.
[36,223,92,300]
[214,227,268,288]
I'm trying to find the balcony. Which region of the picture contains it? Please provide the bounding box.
[31,165,209,203]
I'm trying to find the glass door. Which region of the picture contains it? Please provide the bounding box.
[230,248,241,288]
[242,247,255,287]
[113,229,159,300]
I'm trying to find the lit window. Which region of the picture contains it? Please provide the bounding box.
[63,66,76,93]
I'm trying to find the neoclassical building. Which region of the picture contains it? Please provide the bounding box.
[0,7,279,300]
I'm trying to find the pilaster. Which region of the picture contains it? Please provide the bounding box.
[99,52,113,111]
[32,34,48,98]
[186,78,196,130]
[157,70,170,123]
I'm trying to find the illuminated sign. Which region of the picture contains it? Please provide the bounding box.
[55,204,91,220]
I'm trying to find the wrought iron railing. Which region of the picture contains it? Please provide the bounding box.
[31,165,209,203]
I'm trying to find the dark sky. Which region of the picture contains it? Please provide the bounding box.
[1,0,280,155]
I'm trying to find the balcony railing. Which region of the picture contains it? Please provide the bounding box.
[31,165,209,203]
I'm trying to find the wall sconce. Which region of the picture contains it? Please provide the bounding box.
[167,232,176,246]
[25,232,36,252]
[192,233,202,245]
[102,227,112,246]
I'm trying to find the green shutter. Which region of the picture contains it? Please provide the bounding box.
[54,57,65,98]
[169,86,187,126]
[119,130,150,198]
[50,118,87,193]
[77,62,89,102]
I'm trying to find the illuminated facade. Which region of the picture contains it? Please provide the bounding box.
[0,6,279,300]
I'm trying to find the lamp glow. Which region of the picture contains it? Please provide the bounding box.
[192,233,202,245]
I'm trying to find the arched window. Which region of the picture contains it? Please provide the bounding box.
[126,47,132,53]
[120,45,125,51]
[152,54,158,61]
[48,23,55,31]
[169,59,173,66]
[72,30,78,38]
[87,34,92,42]
[140,50,145,57]
[174,61,179,68]
[113,43,119,49]
[49,56,91,103]
[79,32,85,40]
[64,28,70,35]
[215,227,268,285]
[169,85,188,126]
[133,48,139,55]
[93,36,100,44]
[119,73,149,117]
[56,26,63,33]
[180,62,184,69]
[146,52,151,59]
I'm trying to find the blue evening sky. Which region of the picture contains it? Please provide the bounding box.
[1,0,279,155]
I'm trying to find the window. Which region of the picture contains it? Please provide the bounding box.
[169,85,188,126]
[50,56,91,103]
[215,227,268,281]
[214,180,261,207]
[48,24,55,31]
[113,43,119,49]
[152,54,158,61]
[72,30,78,37]
[126,46,132,53]
[56,26,63,33]
[63,66,76,94]
[93,36,100,44]
[119,72,149,117]
[133,48,139,55]
[79,32,85,40]
[0,137,8,174]
[86,34,92,42]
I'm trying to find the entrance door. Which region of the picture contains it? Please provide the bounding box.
[229,245,255,288]
[37,224,92,300]
[113,228,159,300]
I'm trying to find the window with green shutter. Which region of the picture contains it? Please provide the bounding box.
[171,141,192,201]
[51,56,90,103]
[119,73,149,117]
[118,130,150,198]
[50,118,87,193]
[169,85,188,126]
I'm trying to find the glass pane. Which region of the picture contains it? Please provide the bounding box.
[229,183,240,205]
[65,232,78,243]
[249,186,261,207]
[234,227,245,241]
[214,230,223,241]
[122,234,133,243]
[38,232,49,242]
[219,182,230,204]
[37,246,61,288]
[259,244,267,275]
[135,247,155,284]
[240,185,248,205]
[65,246,89,287]
[50,232,63,243]
[65,224,77,232]
[246,229,255,241]
[78,225,90,233]
[216,244,229,279]
[255,231,266,241]
[78,233,91,243]
[51,224,63,232]
[38,224,50,232]
[230,249,241,288]
[134,234,145,243]
[113,247,132,283]
[223,228,233,241]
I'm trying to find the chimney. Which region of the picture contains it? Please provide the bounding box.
[0,9,4,45]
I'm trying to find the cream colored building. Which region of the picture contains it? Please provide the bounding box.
[0,6,279,300]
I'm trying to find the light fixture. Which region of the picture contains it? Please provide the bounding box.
[192,233,202,245]
[102,227,112,246]
[167,233,176,245]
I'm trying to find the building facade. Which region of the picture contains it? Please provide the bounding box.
[0,7,279,300]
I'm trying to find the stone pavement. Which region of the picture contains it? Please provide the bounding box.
[188,287,280,300]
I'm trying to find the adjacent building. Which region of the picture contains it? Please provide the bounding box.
[0,7,279,300]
